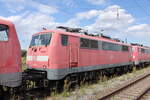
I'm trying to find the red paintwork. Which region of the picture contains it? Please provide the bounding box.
[27,29,132,70]
[0,19,21,74]
[132,45,150,63]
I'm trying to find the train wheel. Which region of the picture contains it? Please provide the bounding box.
[64,75,78,91]
[10,94,20,100]
[64,77,71,91]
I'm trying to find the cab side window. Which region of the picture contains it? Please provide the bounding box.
[0,24,9,41]
[122,45,129,52]
[90,40,98,49]
[80,38,90,48]
[61,35,68,46]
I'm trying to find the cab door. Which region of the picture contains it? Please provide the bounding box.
[69,36,78,68]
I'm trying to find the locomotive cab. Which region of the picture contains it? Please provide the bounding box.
[26,30,58,81]
[27,28,80,84]
[0,19,21,88]
[27,32,52,69]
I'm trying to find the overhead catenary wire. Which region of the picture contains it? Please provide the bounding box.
[134,0,150,18]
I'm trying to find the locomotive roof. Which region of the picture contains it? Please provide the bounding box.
[133,45,150,50]
[0,18,14,26]
[33,29,131,46]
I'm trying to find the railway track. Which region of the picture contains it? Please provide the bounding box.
[140,89,150,100]
[96,72,150,100]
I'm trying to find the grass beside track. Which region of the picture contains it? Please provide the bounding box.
[22,57,27,70]
[45,66,150,100]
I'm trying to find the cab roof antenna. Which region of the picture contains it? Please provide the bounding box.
[42,25,47,30]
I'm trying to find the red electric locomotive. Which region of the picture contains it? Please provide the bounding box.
[131,44,150,65]
[26,27,133,86]
[0,19,21,89]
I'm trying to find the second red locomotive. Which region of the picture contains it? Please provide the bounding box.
[26,27,141,87]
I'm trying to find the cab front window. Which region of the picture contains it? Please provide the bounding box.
[0,24,9,41]
[30,33,52,47]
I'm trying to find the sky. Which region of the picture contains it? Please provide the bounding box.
[1,0,150,49]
